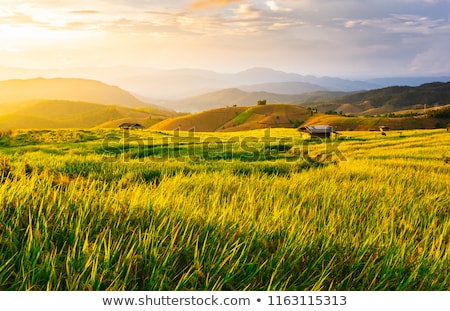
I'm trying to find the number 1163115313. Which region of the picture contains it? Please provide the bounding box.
[267,295,347,306]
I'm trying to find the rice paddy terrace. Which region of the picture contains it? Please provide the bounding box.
[0,128,449,290]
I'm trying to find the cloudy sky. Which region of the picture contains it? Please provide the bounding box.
[1,0,449,77]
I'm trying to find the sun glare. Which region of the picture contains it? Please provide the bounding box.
[0,24,103,49]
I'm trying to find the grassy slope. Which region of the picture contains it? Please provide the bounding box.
[96,117,163,129]
[151,104,450,132]
[0,129,449,290]
[305,114,450,130]
[0,100,163,129]
[150,106,248,131]
[151,104,310,132]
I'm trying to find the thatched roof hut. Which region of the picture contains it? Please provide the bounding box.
[298,125,336,138]
[119,123,145,130]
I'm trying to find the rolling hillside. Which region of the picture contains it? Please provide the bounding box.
[0,77,174,117]
[310,82,450,115]
[1,76,448,131]
[167,81,450,115]
[303,114,450,131]
[0,100,165,129]
[150,104,310,132]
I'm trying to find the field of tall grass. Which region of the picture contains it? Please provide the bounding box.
[0,128,449,290]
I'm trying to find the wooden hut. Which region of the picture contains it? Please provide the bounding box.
[118,123,145,130]
[298,125,336,138]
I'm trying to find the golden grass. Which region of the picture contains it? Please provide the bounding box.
[0,128,449,290]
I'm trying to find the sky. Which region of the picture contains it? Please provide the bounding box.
[0,0,449,77]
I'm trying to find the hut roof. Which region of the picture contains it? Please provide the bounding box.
[119,123,145,129]
[298,125,335,134]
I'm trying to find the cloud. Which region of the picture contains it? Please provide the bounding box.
[233,4,262,19]
[190,0,243,10]
[0,12,37,24]
[69,10,100,14]
[266,1,292,12]
[336,14,449,35]
[409,38,450,74]
[266,1,279,11]
[145,11,186,17]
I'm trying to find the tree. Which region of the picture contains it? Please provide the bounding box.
[307,107,317,116]
[257,99,267,106]
[426,106,450,118]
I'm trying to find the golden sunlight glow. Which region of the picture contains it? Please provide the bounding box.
[0,0,448,75]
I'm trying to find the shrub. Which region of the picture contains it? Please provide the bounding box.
[325,110,338,115]
[0,129,13,137]
[426,106,450,118]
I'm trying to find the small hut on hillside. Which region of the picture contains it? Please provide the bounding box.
[298,125,337,138]
[118,123,145,130]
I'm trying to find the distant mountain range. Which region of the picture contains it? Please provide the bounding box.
[2,65,449,101]
[0,78,165,109]
[238,81,328,94]
[114,67,381,99]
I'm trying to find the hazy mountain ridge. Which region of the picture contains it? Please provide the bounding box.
[167,88,321,112]
[0,77,152,108]
[0,77,176,116]
[366,77,450,88]
[238,81,328,94]
[0,77,177,129]
[114,67,380,99]
[4,65,449,101]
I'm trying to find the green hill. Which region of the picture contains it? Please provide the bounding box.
[310,82,450,115]
[304,113,450,131]
[151,104,310,132]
